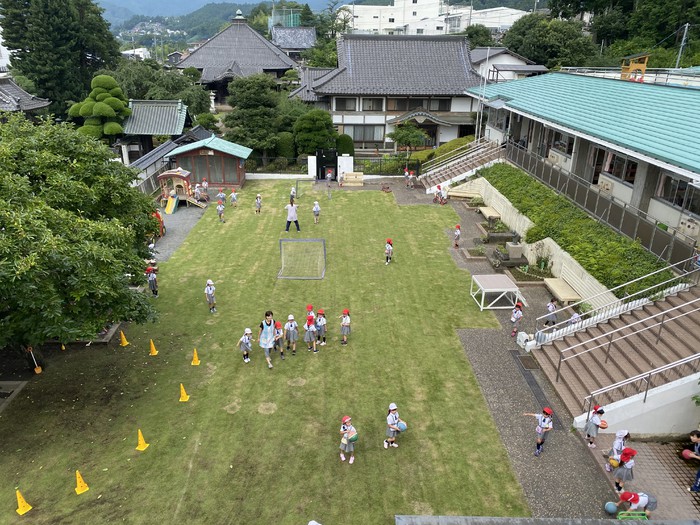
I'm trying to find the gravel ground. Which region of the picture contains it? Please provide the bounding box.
[153,205,206,262]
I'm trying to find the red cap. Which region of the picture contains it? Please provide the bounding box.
[220,188,224,192]
[342,415,351,424]
[542,407,553,415]
[306,304,313,311]
[593,405,601,411]
[437,185,441,190]
[386,238,392,244]
[203,178,206,181]
[275,321,282,328]
[217,200,223,204]
[620,492,639,504]
[410,171,414,175]
[342,308,349,315]
[317,308,324,315]
[456,224,460,229]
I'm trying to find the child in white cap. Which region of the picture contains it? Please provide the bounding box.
[284,314,299,356]
[384,402,404,449]
[312,201,321,224]
[236,328,254,363]
[204,279,216,313]
[255,194,262,214]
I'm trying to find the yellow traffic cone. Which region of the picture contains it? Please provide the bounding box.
[74,470,89,495]
[149,339,158,356]
[15,489,32,515]
[191,349,200,366]
[179,383,190,402]
[119,330,130,347]
[135,429,150,451]
[61,344,66,351]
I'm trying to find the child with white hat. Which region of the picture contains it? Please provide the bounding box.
[312,201,321,224]
[384,402,404,449]
[236,328,254,363]
[204,279,216,313]
[284,314,299,356]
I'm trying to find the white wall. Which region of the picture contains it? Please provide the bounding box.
[477,52,529,81]
[648,198,683,229]
[573,372,700,437]
[599,173,634,203]
[451,97,473,112]
[439,126,458,143]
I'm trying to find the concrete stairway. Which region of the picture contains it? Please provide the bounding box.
[420,140,502,190]
[532,286,700,417]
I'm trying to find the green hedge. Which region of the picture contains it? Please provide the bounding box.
[412,135,475,163]
[480,164,673,297]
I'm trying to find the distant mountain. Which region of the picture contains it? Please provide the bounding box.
[99,2,137,27]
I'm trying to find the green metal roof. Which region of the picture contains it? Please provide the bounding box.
[467,72,700,176]
[167,136,253,160]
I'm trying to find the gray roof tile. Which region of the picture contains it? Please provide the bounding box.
[0,78,50,111]
[177,19,296,83]
[313,34,482,96]
[470,47,535,65]
[271,27,317,50]
[290,67,335,101]
[123,100,188,136]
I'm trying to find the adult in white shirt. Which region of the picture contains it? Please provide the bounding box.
[285,198,300,232]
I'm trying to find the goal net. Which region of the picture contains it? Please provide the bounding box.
[278,238,326,280]
[295,179,315,199]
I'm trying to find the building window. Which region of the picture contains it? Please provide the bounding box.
[389,17,394,22]
[603,151,637,184]
[362,98,383,111]
[387,98,408,111]
[335,97,357,111]
[656,172,700,216]
[436,26,443,30]
[344,124,385,142]
[416,28,423,33]
[429,98,450,111]
[447,17,461,30]
[373,15,378,18]
[488,107,507,131]
[551,131,574,156]
[413,0,418,3]
[413,11,417,16]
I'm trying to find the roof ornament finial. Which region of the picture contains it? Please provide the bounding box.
[232,9,246,22]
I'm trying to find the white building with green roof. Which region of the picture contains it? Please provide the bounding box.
[467,72,700,259]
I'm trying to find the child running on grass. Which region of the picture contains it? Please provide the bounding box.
[216,200,226,223]
[204,279,216,313]
[340,309,351,345]
[146,266,158,298]
[255,193,262,214]
[385,238,393,265]
[304,315,317,353]
[316,309,327,346]
[384,402,404,449]
[312,201,321,224]
[284,314,299,356]
[584,405,605,448]
[524,407,553,457]
[229,189,238,208]
[236,328,253,363]
[454,224,461,248]
[339,415,357,464]
[216,188,227,203]
[274,321,285,360]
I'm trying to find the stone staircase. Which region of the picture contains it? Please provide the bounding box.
[532,286,700,417]
[420,140,502,190]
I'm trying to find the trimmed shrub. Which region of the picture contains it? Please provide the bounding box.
[276,131,295,159]
[68,102,84,118]
[103,122,124,135]
[79,101,95,117]
[195,112,219,132]
[109,87,125,98]
[91,74,119,90]
[89,87,108,99]
[479,163,673,296]
[103,97,126,112]
[77,124,103,139]
[92,102,116,118]
[95,93,111,102]
[336,134,354,155]
[84,117,101,126]
[412,135,475,163]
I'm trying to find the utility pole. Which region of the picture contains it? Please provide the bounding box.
[533,0,538,13]
[675,22,689,69]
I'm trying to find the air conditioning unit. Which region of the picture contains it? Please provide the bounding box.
[680,217,700,238]
[598,180,613,193]
[547,150,562,165]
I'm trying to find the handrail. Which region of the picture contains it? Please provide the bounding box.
[425,145,502,190]
[582,352,700,414]
[534,257,700,343]
[555,297,700,381]
[421,137,489,174]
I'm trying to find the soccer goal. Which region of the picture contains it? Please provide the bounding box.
[295,179,315,199]
[278,238,326,280]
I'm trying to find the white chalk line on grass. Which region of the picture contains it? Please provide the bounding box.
[172,433,202,521]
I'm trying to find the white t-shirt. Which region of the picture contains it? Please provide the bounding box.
[284,321,298,332]
[630,493,648,510]
[387,411,399,427]
[204,284,215,297]
[536,414,553,431]
[285,203,298,221]
[317,316,327,328]
[547,302,556,314]
[341,314,351,326]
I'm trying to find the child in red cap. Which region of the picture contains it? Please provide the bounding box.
[524,407,553,457]
[454,225,461,248]
[216,200,226,223]
[615,491,657,518]
[584,405,605,448]
[340,309,351,345]
[339,415,357,464]
[385,239,393,265]
[274,320,284,360]
[613,447,637,493]
[303,314,318,353]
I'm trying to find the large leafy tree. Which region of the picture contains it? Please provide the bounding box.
[0,113,158,350]
[461,24,495,49]
[387,122,429,161]
[293,109,337,155]
[0,0,119,114]
[224,74,280,162]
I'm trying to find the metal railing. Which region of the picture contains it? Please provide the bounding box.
[422,141,502,190]
[560,66,700,88]
[421,137,488,174]
[534,255,700,345]
[555,296,700,382]
[583,353,700,415]
[505,142,697,265]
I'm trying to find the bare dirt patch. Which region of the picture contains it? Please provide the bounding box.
[257,402,277,415]
[223,398,241,414]
[287,377,306,387]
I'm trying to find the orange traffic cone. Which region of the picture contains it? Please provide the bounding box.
[74,470,89,495]
[15,489,32,515]
[191,349,200,366]
[119,331,130,347]
[179,383,190,402]
[149,339,158,356]
[136,429,150,451]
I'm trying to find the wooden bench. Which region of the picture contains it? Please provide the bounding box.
[544,278,581,305]
[478,206,500,221]
[342,171,364,187]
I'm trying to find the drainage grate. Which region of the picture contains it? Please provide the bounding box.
[518,355,539,370]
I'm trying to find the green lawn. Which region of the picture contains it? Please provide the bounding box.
[1,181,529,524]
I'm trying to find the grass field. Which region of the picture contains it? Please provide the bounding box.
[0,181,530,524]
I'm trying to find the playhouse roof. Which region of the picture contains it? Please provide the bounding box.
[167,136,253,160]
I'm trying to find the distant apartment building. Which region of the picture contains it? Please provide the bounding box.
[344,0,527,36]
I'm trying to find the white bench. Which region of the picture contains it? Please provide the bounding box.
[544,278,581,305]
